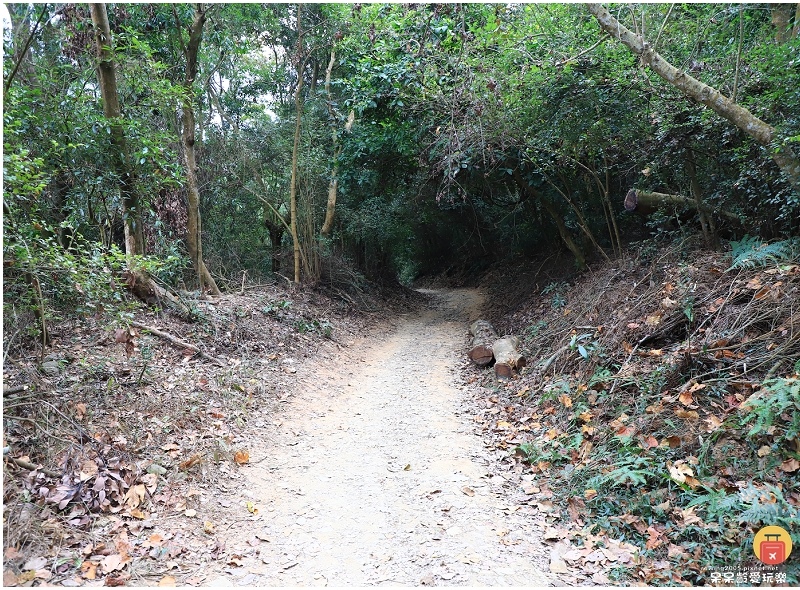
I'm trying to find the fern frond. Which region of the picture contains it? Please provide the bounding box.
[729,236,800,270]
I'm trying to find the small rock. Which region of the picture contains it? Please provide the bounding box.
[40,361,61,376]
[237,574,258,585]
[147,464,167,475]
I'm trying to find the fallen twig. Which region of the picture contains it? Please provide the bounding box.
[3,385,27,396]
[131,321,225,367]
[5,455,62,479]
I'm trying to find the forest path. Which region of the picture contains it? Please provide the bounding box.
[208,289,553,586]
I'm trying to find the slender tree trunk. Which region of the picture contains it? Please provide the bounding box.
[177,4,220,295]
[685,151,718,249]
[321,50,340,237]
[289,5,305,283]
[90,3,144,259]
[512,169,586,269]
[586,3,800,191]
[267,223,283,274]
[544,175,610,262]
[541,198,587,270]
[793,4,800,39]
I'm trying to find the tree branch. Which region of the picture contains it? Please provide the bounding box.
[4,3,49,94]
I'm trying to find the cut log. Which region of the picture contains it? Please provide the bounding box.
[624,189,740,222]
[123,269,193,317]
[493,336,526,379]
[468,320,498,367]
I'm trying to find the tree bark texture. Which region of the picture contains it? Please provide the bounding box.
[492,336,526,379]
[90,3,144,259]
[624,189,740,223]
[468,320,498,367]
[467,321,526,377]
[264,200,284,275]
[321,50,340,237]
[586,3,800,191]
[289,5,305,283]
[179,5,220,295]
[771,4,795,43]
[685,151,719,248]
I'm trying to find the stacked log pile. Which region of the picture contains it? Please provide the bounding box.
[468,320,526,378]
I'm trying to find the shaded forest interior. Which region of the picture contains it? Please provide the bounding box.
[5,3,800,298]
[3,2,800,587]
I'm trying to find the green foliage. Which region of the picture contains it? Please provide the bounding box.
[729,236,800,270]
[542,282,569,309]
[739,378,800,448]
[587,456,656,489]
[736,483,800,534]
[263,300,292,316]
[295,318,333,338]
[569,333,596,360]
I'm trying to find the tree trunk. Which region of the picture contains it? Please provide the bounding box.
[586,3,800,191]
[268,223,283,274]
[794,4,800,39]
[493,336,526,379]
[289,5,305,282]
[89,3,144,259]
[685,151,719,248]
[512,169,587,269]
[772,4,795,43]
[540,198,587,270]
[178,4,220,296]
[468,320,498,367]
[321,51,340,237]
[624,189,739,223]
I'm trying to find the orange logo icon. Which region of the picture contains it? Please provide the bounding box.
[753,526,792,565]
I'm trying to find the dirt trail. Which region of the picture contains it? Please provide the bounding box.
[208,289,553,586]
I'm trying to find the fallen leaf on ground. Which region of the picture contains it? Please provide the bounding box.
[668,462,694,483]
[705,415,723,432]
[158,575,176,587]
[461,487,475,497]
[16,571,36,584]
[81,561,98,580]
[101,554,126,573]
[780,458,800,472]
[128,508,147,519]
[646,526,666,550]
[179,454,202,469]
[640,435,658,449]
[542,528,561,541]
[234,450,250,464]
[22,557,47,571]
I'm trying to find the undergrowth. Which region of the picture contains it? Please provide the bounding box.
[480,240,800,585]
